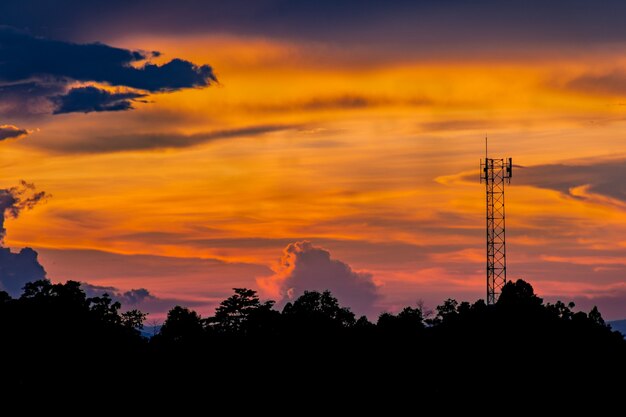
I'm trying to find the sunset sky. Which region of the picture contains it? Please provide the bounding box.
[2,1,626,319]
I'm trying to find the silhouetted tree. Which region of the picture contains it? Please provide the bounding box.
[457,301,471,315]
[89,293,122,326]
[354,315,375,330]
[283,290,356,331]
[121,309,147,330]
[377,305,424,334]
[20,279,53,299]
[588,306,605,327]
[427,298,458,326]
[377,312,397,329]
[0,276,623,400]
[497,279,543,307]
[208,288,276,334]
[158,306,204,343]
[546,300,575,320]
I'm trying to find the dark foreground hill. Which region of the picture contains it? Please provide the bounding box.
[0,279,624,404]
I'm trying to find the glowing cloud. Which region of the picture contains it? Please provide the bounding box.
[258,241,380,316]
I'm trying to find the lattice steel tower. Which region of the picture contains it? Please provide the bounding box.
[480,138,512,304]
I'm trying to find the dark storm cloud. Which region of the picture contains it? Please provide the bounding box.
[51,86,147,114]
[0,26,216,91]
[34,124,295,153]
[0,124,29,140]
[0,26,216,114]
[514,159,626,203]
[0,81,63,116]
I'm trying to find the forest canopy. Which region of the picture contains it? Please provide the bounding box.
[0,278,623,399]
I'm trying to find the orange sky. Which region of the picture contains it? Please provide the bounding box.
[3,32,626,319]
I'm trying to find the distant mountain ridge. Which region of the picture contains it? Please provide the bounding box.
[609,319,626,336]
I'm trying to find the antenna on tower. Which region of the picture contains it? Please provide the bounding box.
[485,134,488,161]
[480,138,512,304]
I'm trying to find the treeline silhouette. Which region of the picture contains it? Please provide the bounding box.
[0,279,624,401]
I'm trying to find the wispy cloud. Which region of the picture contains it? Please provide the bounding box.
[514,158,626,203]
[567,70,626,96]
[33,124,297,153]
[245,94,433,113]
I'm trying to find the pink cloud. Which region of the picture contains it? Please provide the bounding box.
[258,241,380,316]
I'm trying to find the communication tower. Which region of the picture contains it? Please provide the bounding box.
[480,138,512,304]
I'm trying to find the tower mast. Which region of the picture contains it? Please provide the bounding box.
[480,138,512,304]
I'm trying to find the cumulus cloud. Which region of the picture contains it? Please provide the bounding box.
[0,26,217,114]
[81,282,203,315]
[119,288,154,305]
[82,283,155,305]
[0,124,29,141]
[0,181,49,242]
[51,86,147,114]
[0,181,49,297]
[258,241,380,316]
[0,247,47,297]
